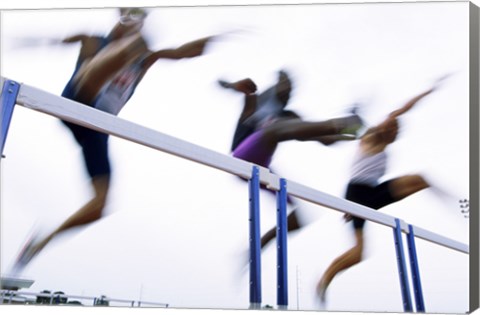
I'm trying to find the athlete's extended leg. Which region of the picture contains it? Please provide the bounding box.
[388,174,429,200]
[260,209,302,249]
[13,175,110,271]
[263,114,364,144]
[316,175,429,302]
[45,175,110,240]
[317,228,364,302]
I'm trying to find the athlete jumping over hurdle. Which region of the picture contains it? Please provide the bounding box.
[316,76,450,304]
[11,7,217,274]
[218,70,363,250]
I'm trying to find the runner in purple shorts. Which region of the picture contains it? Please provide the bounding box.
[219,71,363,250]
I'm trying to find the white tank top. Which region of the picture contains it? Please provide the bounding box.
[94,57,145,115]
[349,150,387,185]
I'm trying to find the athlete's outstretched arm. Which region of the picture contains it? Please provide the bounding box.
[62,34,89,44]
[60,34,110,63]
[387,87,435,119]
[218,78,257,95]
[387,73,451,119]
[142,36,214,67]
[218,78,258,122]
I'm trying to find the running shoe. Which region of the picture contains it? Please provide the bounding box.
[10,233,39,276]
[338,114,365,138]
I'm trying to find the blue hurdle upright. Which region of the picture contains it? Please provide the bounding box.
[248,166,289,310]
[1,80,20,156]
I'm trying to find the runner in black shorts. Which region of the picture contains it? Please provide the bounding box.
[346,180,398,230]
[316,79,449,304]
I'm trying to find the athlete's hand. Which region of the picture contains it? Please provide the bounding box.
[218,78,257,95]
[175,36,213,58]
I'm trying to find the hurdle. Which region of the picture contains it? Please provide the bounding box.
[0,77,469,311]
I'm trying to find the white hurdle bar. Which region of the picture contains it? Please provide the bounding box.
[0,77,469,311]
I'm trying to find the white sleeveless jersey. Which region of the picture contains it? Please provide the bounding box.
[94,57,145,115]
[349,150,388,185]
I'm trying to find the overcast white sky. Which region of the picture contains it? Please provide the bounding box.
[0,1,474,314]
